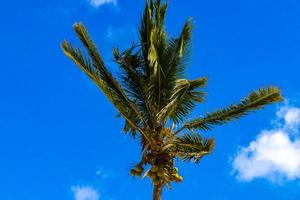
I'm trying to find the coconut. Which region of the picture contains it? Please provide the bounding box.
[178,176,183,182]
[135,166,144,172]
[171,173,176,178]
[130,169,137,176]
[135,170,142,176]
[149,172,157,180]
[151,165,159,172]
[157,170,165,177]
[175,175,183,182]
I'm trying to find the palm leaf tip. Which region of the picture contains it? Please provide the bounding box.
[73,22,86,38]
[61,40,95,77]
[178,18,193,57]
[189,77,208,90]
[239,86,283,110]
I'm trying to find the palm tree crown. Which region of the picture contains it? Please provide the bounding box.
[62,0,283,199]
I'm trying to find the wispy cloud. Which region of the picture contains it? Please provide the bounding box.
[89,0,117,8]
[104,25,136,42]
[72,186,100,200]
[277,106,300,131]
[232,104,300,183]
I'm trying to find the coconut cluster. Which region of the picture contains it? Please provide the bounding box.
[169,167,183,183]
[147,165,183,186]
[130,165,144,177]
[129,163,183,186]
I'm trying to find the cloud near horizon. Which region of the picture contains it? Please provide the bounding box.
[89,0,117,8]
[72,186,100,200]
[232,105,300,183]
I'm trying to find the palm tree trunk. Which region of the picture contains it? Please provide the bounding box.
[152,184,163,200]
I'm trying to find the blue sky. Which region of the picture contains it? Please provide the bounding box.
[0,0,300,199]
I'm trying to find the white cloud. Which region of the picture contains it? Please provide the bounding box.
[277,106,300,130]
[89,0,117,8]
[232,105,300,183]
[72,186,100,200]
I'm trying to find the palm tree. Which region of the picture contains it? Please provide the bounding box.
[61,0,283,199]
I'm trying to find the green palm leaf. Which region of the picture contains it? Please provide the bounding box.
[157,77,207,123]
[171,133,215,163]
[61,42,144,134]
[71,23,146,125]
[179,86,283,132]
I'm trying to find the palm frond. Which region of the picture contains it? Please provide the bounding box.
[141,1,171,110]
[180,86,283,132]
[171,133,215,163]
[166,18,193,79]
[61,41,143,134]
[113,46,156,128]
[157,19,193,112]
[157,77,207,123]
[139,0,154,78]
[147,23,168,110]
[139,1,194,114]
[71,23,147,126]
